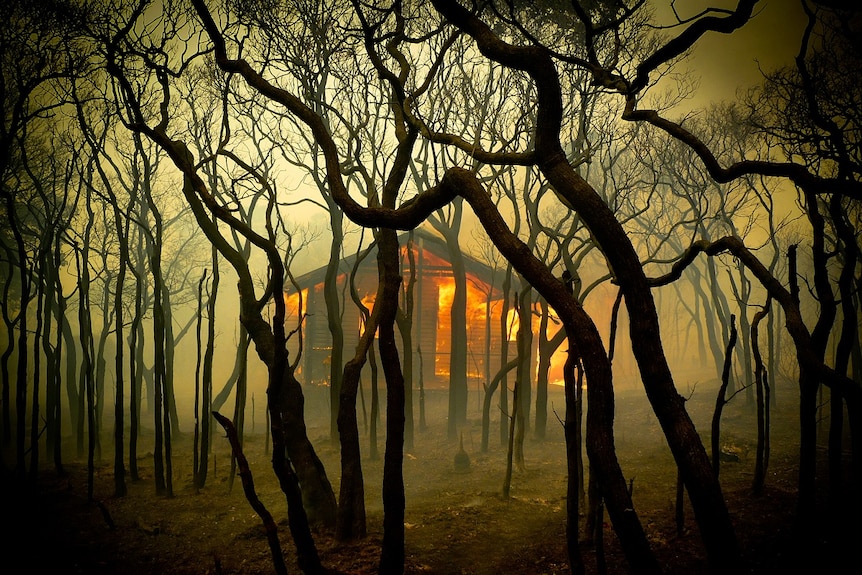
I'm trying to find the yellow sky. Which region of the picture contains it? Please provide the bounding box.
[657,1,808,108]
[645,2,810,225]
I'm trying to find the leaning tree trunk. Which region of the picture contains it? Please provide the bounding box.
[265,231,328,569]
[541,159,741,571]
[212,411,290,575]
[440,168,662,574]
[142,133,340,528]
[230,325,250,491]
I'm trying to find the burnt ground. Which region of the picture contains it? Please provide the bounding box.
[2,383,855,574]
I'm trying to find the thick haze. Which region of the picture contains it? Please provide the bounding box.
[657,1,807,109]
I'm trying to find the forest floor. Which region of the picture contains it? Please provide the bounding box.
[2,382,856,574]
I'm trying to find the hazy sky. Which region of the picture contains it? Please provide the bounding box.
[656,1,809,108]
[647,2,811,238]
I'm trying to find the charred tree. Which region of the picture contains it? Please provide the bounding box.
[535,298,566,440]
[712,314,738,477]
[751,299,771,496]
[193,271,206,493]
[197,228,219,490]
[429,199,469,440]
[335,239,381,542]
[563,349,584,575]
[396,231,417,451]
[499,263,514,447]
[513,283,532,471]
[828,196,861,519]
[212,412,290,575]
[230,325,250,491]
[481,358,517,453]
[107,24,339,526]
[377,228,407,575]
[324,209,346,445]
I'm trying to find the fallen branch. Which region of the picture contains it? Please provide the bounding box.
[212,411,288,575]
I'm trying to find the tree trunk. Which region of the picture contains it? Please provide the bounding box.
[514,284,532,471]
[441,166,662,574]
[197,239,219,489]
[797,191,838,527]
[397,231,417,452]
[93,265,112,461]
[162,289,181,435]
[336,345,369,541]
[370,344,380,461]
[50,238,66,475]
[128,262,144,482]
[29,245,46,481]
[418,346,427,432]
[751,300,770,496]
[430,199,468,441]
[827,195,859,521]
[481,358,517,453]
[77,196,97,501]
[193,271,206,493]
[540,160,741,571]
[112,217,129,497]
[377,229,406,575]
[502,359,519,500]
[499,263,513,447]
[712,314,737,477]
[325,209,345,444]
[277,366,338,529]
[564,350,583,575]
[0,260,15,449]
[230,326,250,492]
[4,188,31,479]
[335,244,393,541]
[212,411,291,575]
[535,299,551,440]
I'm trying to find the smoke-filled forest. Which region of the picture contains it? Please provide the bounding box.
[1,1,860,574]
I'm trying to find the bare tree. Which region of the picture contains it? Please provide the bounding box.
[102,0,338,530]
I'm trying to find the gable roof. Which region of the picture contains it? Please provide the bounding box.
[286,226,502,293]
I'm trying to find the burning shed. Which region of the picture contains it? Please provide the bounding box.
[284,227,509,391]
